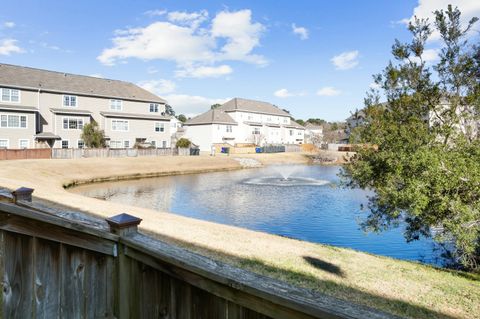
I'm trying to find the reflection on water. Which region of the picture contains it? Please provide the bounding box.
[71,165,445,266]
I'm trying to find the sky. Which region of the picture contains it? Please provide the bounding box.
[0,0,479,121]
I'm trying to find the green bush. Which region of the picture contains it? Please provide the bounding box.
[176,138,191,148]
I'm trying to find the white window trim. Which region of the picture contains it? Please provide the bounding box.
[62,117,84,130]
[111,119,129,132]
[110,99,123,111]
[1,88,21,103]
[63,95,78,107]
[0,139,9,148]
[61,140,69,149]
[0,114,28,129]
[154,122,165,132]
[19,139,29,149]
[149,103,159,113]
[77,139,85,149]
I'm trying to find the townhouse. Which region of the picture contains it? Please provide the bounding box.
[184,98,305,151]
[0,64,171,149]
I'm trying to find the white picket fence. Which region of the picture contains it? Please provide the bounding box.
[51,148,184,159]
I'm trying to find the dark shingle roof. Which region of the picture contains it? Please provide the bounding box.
[219,98,291,117]
[184,109,237,125]
[0,64,166,103]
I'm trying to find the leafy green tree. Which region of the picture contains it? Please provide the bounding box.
[342,6,480,270]
[306,118,327,126]
[176,138,192,148]
[81,121,106,148]
[165,104,175,116]
[295,119,305,126]
[177,114,187,123]
[211,103,222,109]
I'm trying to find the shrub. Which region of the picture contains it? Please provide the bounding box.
[176,138,191,148]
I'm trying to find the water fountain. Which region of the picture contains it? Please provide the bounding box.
[243,165,330,187]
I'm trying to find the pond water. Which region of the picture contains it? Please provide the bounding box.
[72,165,445,265]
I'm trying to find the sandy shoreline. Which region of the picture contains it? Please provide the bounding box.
[0,153,478,319]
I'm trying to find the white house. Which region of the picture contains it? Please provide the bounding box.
[184,98,305,151]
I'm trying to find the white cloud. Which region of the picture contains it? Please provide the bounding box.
[98,9,266,76]
[144,9,167,17]
[291,23,309,40]
[211,10,266,65]
[89,73,104,78]
[175,64,233,78]
[274,88,306,98]
[3,21,15,28]
[403,1,480,40]
[369,82,381,89]
[167,10,208,29]
[163,94,230,116]
[138,79,176,95]
[147,66,158,74]
[316,86,341,96]
[411,48,440,64]
[331,50,359,70]
[0,39,23,55]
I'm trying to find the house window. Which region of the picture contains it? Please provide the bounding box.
[151,140,156,148]
[124,140,130,148]
[110,140,122,148]
[110,99,122,111]
[252,128,260,135]
[226,125,232,133]
[162,141,167,148]
[283,118,288,123]
[289,130,294,136]
[150,103,159,113]
[1,88,20,102]
[63,95,77,107]
[0,115,27,128]
[298,131,302,135]
[61,140,69,149]
[77,140,84,149]
[112,120,129,131]
[0,139,9,148]
[155,122,165,132]
[63,117,84,130]
[19,139,29,149]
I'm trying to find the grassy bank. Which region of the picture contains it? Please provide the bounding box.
[0,153,478,318]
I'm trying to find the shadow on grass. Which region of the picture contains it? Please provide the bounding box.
[303,256,346,278]
[145,231,460,319]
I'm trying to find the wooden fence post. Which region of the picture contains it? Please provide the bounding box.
[12,187,34,203]
[106,213,142,319]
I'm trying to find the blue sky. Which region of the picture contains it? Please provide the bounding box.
[0,0,479,121]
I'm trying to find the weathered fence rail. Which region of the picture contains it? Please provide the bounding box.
[0,188,397,319]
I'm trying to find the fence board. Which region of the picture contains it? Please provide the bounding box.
[3,231,34,318]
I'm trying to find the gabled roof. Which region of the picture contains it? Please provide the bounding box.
[219,98,291,117]
[305,123,323,130]
[184,108,237,126]
[0,63,166,103]
[286,120,305,130]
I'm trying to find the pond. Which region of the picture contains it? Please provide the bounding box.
[72,165,445,266]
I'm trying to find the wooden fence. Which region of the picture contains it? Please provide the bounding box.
[0,148,51,160]
[0,188,396,319]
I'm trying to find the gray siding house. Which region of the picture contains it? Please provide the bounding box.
[0,64,171,149]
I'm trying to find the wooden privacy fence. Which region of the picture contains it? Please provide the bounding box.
[0,148,51,160]
[0,188,396,319]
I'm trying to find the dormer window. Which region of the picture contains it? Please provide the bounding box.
[63,95,77,107]
[110,99,122,111]
[1,88,20,103]
[150,103,159,113]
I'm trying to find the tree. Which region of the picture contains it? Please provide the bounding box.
[165,104,175,116]
[81,122,106,148]
[177,114,187,123]
[176,138,192,148]
[306,118,327,126]
[295,119,305,126]
[211,103,222,109]
[342,6,480,270]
